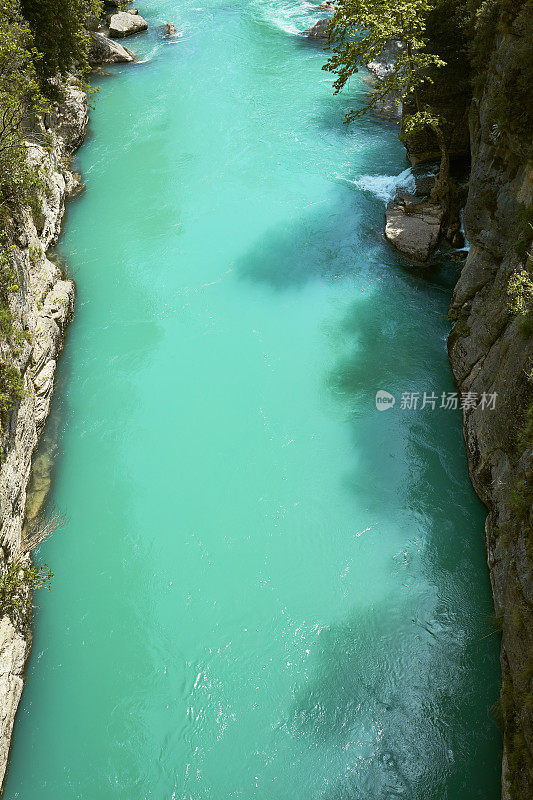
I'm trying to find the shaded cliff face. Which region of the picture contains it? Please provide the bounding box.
[447,16,533,800]
[0,84,87,789]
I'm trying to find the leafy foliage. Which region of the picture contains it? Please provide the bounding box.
[0,230,25,435]
[323,0,455,204]
[0,558,52,619]
[507,230,533,336]
[0,361,24,424]
[323,0,445,127]
[508,266,533,317]
[20,0,103,87]
[0,0,47,209]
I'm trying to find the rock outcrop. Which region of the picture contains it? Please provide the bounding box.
[385,197,444,261]
[0,83,88,790]
[303,18,331,39]
[108,10,148,38]
[89,31,135,65]
[447,23,533,800]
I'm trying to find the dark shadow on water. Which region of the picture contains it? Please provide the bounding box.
[235,185,501,797]
[286,595,500,799]
[235,186,397,290]
[235,177,463,294]
[315,268,500,797]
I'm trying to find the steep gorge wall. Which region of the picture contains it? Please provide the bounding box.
[0,83,88,789]
[447,27,533,800]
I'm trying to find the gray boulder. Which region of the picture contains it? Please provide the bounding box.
[89,31,135,64]
[303,18,331,39]
[385,198,444,261]
[109,11,148,37]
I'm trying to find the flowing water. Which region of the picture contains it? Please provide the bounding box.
[4,1,501,797]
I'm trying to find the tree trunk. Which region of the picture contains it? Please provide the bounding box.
[429,121,450,210]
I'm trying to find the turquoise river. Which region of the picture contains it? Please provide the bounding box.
[5,1,501,797]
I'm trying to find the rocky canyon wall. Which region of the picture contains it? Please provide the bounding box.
[447,23,533,800]
[0,83,88,789]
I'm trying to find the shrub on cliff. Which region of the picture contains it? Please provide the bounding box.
[0,3,45,439]
[0,0,47,209]
[20,0,103,88]
[0,558,52,619]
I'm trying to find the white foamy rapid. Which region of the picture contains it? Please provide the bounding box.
[255,0,323,35]
[346,168,416,203]
[460,210,470,250]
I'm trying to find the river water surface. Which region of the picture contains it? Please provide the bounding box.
[4,1,500,797]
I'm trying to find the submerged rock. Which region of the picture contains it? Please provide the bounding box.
[303,18,331,39]
[89,31,135,64]
[108,11,148,37]
[385,198,444,262]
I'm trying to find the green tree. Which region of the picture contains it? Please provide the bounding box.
[0,0,46,208]
[323,0,452,203]
[20,0,102,86]
[0,1,47,439]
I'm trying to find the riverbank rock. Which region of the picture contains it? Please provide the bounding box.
[316,1,335,9]
[385,197,444,261]
[64,170,85,198]
[89,31,135,64]
[108,11,148,37]
[303,18,330,39]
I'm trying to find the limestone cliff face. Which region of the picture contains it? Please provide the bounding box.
[0,83,87,790]
[447,28,533,800]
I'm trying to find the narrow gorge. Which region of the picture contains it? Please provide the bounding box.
[0,0,530,798]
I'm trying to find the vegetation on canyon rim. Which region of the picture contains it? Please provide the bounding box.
[0,0,101,440]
